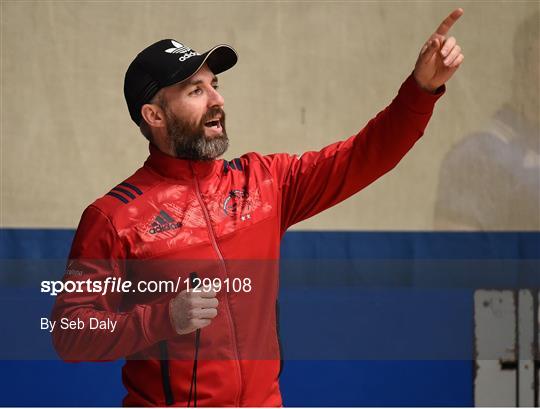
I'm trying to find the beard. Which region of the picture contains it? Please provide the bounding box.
[164,106,229,161]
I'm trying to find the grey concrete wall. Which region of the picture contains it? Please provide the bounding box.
[1,1,538,229]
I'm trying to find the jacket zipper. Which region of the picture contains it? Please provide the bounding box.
[190,163,243,406]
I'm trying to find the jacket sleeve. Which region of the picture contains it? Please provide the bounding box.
[51,205,177,361]
[264,74,445,233]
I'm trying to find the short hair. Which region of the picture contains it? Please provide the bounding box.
[138,90,166,142]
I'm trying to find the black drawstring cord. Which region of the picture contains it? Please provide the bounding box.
[188,329,200,407]
[187,272,200,407]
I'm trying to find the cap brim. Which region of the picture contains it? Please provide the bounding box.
[204,45,238,75]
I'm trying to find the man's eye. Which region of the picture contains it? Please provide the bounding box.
[212,84,219,90]
[190,88,202,96]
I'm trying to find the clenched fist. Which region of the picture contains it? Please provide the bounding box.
[414,8,465,93]
[169,288,219,335]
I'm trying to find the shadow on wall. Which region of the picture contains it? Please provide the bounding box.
[434,10,539,231]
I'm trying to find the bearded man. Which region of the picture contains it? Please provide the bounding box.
[52,8,464,407]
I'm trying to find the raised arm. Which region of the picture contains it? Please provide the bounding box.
[266,9,464,232]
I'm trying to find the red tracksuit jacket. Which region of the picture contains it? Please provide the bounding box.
[52,74,444,406]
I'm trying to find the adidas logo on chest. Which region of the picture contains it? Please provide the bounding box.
[148,210,182,235]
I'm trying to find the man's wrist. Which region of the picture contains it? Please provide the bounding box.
[419,84,439,94]
[397,73,446,114]
[412,72,443,94]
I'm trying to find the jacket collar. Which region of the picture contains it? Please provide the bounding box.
[144,143,224,180]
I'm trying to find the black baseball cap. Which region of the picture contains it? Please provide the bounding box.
[124,39,238,125]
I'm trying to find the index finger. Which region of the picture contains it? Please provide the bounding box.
[435,8,464,36]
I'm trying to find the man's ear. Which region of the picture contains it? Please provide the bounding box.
[141,103,166,128]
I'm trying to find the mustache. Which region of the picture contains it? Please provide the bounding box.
[201,106,226,125]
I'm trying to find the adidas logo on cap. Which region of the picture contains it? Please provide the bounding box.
[164,40,199,62]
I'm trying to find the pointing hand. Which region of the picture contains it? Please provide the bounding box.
[413,8,465,93]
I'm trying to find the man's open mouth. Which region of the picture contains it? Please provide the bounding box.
[204,120,221,128]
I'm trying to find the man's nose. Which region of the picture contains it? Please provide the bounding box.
[208,87,225,108]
